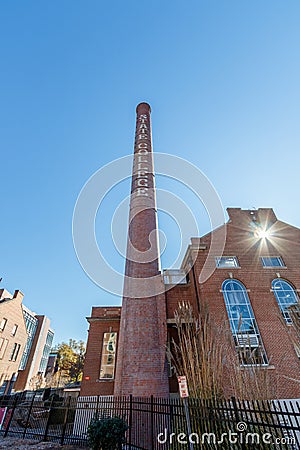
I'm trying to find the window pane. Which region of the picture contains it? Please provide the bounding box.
[163,270,187,285]
[261,257,284,267]
[216,257,239,268]
[0,319,7,331]
[229,305,252,319]
[225,290,248,305]
[0,339,8,359]
[39,330,54,373]
[222,279,268,366]
[99,332,117,379]
[272,279,298,324]
[19,310,38,370]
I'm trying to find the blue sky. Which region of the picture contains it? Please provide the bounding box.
[1,1,299,344]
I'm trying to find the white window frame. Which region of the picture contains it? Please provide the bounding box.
[0,318,7,331]
[99,332,117,380]
[271,279,299,324]
[222,279,268,366]
[0,338,8,359]
[9,343,21,362]
[261,256,285,268]
[215,256,240,269]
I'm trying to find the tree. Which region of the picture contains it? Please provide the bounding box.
[53,339,86,386]
[29,373,44,391]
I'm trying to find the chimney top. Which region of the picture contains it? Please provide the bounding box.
[136,102,151,114]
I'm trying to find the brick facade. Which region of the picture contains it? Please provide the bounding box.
[80,307,121,396]
[188,208,300,399]
[113,103,169,397]
[81,105,300,399]
[0,290,27,394]
[0,288,54,393]
[14,314,53,391]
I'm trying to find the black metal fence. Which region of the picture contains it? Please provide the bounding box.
[0,394,299,449]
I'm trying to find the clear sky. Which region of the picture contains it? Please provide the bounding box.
[1,1,299,344]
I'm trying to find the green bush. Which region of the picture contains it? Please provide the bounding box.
[87,416,128,450]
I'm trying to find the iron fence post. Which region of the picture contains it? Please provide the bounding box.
[128,395,132,449]
[60,396,71,445]
[231,396,246,450]
[4,394,18,437]
[150,395,154,450]
[43,396,55,441]
[183,397,194,450]
[23,393,36,439]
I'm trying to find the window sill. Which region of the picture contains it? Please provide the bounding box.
[240,364,275,370]
[96,378,115,382]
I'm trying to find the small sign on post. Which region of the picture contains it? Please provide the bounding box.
[178,375,189,398]
[178,376,194,450]
[0,407,7,430]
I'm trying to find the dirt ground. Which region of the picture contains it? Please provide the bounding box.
[0,437,88,449]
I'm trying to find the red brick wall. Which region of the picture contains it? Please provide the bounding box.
[114,103,169,397]
[166,208,300,399]
[80,307,121,396]
[81,107,300,402]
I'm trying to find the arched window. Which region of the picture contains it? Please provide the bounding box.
[272,279,299,324]
[222,279,268,366]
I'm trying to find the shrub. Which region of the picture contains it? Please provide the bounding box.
[87,416,128,450]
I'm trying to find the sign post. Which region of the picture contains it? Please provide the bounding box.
[0,407,7,430]
[178,376,194,450]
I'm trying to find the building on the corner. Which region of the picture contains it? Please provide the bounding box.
[0,289,28,395]
[81,104,300,399]
[14,312,54,392]
[0,288,54,394]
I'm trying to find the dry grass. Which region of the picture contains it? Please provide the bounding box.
[168,301,226,399]
[169,301,276,400]
[288,300,300,357]
[228,352,276,400]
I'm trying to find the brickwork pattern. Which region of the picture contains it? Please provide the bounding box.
[0,290,27,392]
[81,105,300,400]
[114,103,169,397]
[170,208,300,399]
[80,307,121,396]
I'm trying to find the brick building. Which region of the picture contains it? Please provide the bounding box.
[0,287,54,394]
[81,104,300,399]
[0,289,28,394]
[14,311,54,392]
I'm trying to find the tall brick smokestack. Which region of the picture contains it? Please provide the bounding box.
[114,103,169,397]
